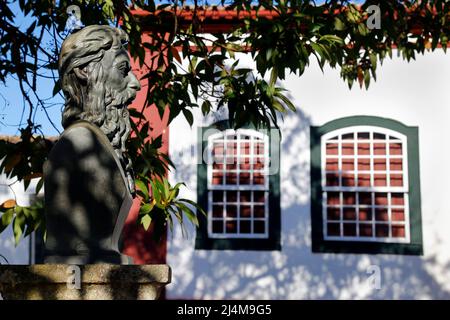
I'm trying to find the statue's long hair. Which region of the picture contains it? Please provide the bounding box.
[59,25,129,129]
[59,26,135,193]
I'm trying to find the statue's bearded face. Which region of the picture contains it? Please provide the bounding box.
[96,47,140,154]
[102,48,140,109]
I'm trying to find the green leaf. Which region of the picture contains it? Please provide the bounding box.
[162,178,170,200]
[0,209,14,233]
[135,179,149,201]
[334,17,346,31]
[52,79,61,97]
[177,202,199,227]
[276,92,296,112]
[150,180,161,204]
[141,214,152,230]
[201,100,211,116]
[35,177,44,195]
[13,214,25,246]
[182,109,194,127]
[140,203,154,215]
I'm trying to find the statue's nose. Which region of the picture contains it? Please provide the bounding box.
[129,73,141,91]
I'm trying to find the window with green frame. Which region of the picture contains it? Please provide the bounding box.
[195,120,281,251]
[310,116,423,255]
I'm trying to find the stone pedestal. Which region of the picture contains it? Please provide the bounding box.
[0,264,171,300]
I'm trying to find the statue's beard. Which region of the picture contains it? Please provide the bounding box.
[97,86,136,194]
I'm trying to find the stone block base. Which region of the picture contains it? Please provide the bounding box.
[0,264,171,300]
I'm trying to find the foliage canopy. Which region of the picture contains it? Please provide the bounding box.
[0,0,449,244]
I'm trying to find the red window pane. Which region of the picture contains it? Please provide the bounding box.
[241,205,251,217]
[327,192,340,205]
[390,159,403,171]
[326,173,339,186]
[375,208,389,221]
[391,193,405,206]
[239,172,251,185]
[226,191,237,202]
[342,133,354,140]
[253,173,265,185]
[226,205,237,218]
[342,159,354,170]
[374,193,388,205]
[390,143,402,155]
[392,209,405,221]
[212,220,224,233]
[327,207,340,220]
[212,172,223,185]
[342,143,354,155]
[240,157,251,170]
[342,174,355,187]
[240,191,251,202]
[359,192,372,205]
[226,163,237,170]
[226,142,236,155]
[359,208,372,221]
[358,174,371,187]
[253,220,265,233]
[226,220,237,233]
[326,159,339,171]
[253,158,265,170]
[358,143,370,155]
[375,224,389,237]
[254,191,265,203]
[374,174,387,186]
[327,223,340,236]
[359,224,373,237]
[390,174,403,187]
[213,191,223,202]
[326,143,338,155]
[213,162,223,170]
[225,173,237,184]
[343,208,356,220]
[358,159,370,171]
[358,132,370,139]
[255,143,265,155]
[374,159,386,171]
[213,143,224,156]
[212,205,223,218]
[392,225,405,238]
[373,143,386,155]
[254,205,265,218]
[343,223,357,236]
[343,192,356,205]
[240,220,251,233]
[241,142,250,155]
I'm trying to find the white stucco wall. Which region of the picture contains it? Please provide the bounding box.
[0,176,39,265]
[168,49,450,299]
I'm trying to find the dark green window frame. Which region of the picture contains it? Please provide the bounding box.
[310,116,423,255]
[195,120,281,251]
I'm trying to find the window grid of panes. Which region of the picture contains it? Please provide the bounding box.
[207,129,269,238]
[321,127,410,243]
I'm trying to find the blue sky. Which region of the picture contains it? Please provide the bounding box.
[0,2,64,136]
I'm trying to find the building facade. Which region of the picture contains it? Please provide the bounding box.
[166,49,450,299]
[1,7,450,300]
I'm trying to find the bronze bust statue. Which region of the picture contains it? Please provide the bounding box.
[43,25,141,264]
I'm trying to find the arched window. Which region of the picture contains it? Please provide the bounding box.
[196,121,281,250]
[322,127,409,242]
[207,129,269,238]
[311,116,423,255]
